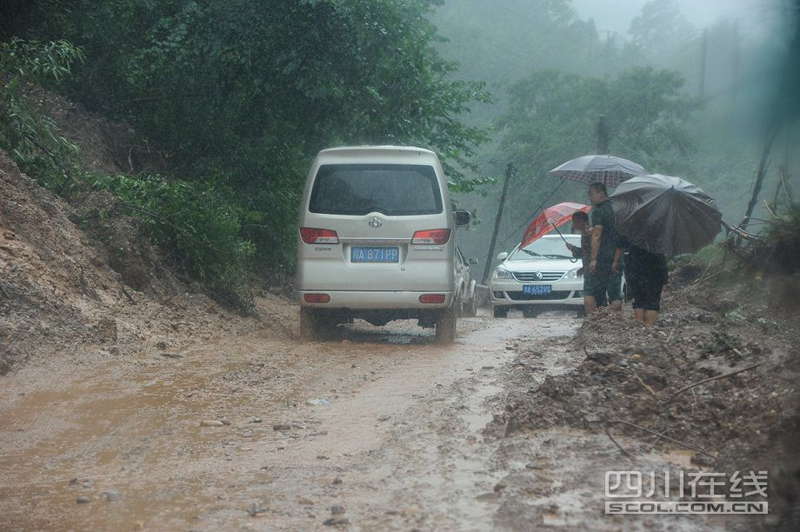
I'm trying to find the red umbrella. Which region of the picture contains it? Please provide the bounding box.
[521,202,591,248]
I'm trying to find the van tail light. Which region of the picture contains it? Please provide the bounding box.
[300,227,339,244]
[411,229,451,245]
[304,293,331,303]
[419,294,446,304]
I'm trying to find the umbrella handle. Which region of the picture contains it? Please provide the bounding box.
[550,222,579,263]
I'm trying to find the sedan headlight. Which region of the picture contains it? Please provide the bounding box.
[493,267,513,280]
[565,267,581,280]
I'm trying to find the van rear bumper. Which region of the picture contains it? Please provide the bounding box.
[297,290,453,309]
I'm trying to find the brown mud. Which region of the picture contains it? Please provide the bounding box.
[2,304,758,531]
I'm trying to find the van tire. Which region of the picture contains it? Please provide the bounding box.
[435,307,457,344]
[493,306,508,318]
[299,308,320,341]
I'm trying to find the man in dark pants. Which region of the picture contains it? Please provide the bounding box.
[587,182,622,311]
[622,240,668,326]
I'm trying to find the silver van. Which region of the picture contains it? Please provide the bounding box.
[295,146,470,342]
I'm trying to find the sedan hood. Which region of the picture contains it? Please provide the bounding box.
[498,258,580,273]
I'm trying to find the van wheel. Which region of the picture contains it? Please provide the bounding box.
[493,306,508,318]
[299,308,320,341]
[435,308,457,344]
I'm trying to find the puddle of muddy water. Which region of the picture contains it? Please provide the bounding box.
[2,312,591,531]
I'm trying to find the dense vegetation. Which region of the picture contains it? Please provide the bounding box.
[1,0,489,308]
[1,0,797,306]
[432,0,798,268]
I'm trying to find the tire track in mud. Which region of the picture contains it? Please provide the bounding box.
[3,311,725,531]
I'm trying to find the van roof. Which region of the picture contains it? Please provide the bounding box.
[320,145,433,153]
[318,145,436,159]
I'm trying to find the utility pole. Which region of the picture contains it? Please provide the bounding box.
[482,163,515,284]
[596,115,609,154]
[699,28,708,100]
[731,21,740,107]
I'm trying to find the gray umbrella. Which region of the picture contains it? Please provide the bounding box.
[610,174,722,257]
[548,154,646,187]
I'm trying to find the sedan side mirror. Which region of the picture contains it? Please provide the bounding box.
[496,252,508,261]
[454,210,471,226]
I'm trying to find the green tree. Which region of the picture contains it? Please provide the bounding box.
[629,0,695,60]
[0,38,84,193]
[499,67,694,177]
[30,0,489,267]
[489,67,695,249]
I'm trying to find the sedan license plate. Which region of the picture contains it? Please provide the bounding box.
[351,246,399,263]
[523,285,552,296]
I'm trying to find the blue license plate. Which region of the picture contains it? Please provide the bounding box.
[351,246,400,263]
[523,285,552,295]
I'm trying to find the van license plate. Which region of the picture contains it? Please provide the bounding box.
[351,247,400,263]
[523,285,552,295]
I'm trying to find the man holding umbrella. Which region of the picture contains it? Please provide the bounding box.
[587,182,623,310]
[548,155,644,312]
[611,174,723,326]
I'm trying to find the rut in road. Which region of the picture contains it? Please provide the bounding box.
[0,313,543,530]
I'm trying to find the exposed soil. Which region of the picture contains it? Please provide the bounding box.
[2,301,785,532]
[493,281,800,531]
[0,149,290,375]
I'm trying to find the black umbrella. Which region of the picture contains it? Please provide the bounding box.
[610,174,722,257]
[548,155,646,187]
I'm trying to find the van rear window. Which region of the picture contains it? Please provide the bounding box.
[309,164,443,216]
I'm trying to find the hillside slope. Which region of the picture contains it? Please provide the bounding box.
[0,95,293,374]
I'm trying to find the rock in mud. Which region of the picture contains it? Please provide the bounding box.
[273,423,292,431]
[101,490,120,502]
[95,318,118,342]
[76,496,91,504]
[323,517,350,526]
[585,351,614,365]
[330,504,346,515]
[200,420,225,427]
[247,503,267,517]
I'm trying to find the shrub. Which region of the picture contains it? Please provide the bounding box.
[92,174,256,312]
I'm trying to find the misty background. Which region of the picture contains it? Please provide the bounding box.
[431,0,797,278]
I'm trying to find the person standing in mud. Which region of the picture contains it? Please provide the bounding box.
[618,236,668,326]
[587,182,622,311]
[566,211,594,314]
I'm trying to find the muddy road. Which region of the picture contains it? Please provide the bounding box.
[1,310,727,531]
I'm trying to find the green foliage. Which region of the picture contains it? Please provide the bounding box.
[30,0,489,261]
[0,38,84,193]
[92,174,256,312]
[748,202,800,275]
[629,0,695,59]
[499,67,696,177]
[1,38,256,311]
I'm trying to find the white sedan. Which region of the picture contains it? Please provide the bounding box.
[490,234,584,317]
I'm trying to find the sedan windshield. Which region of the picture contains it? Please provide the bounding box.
[508,236,580,261]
